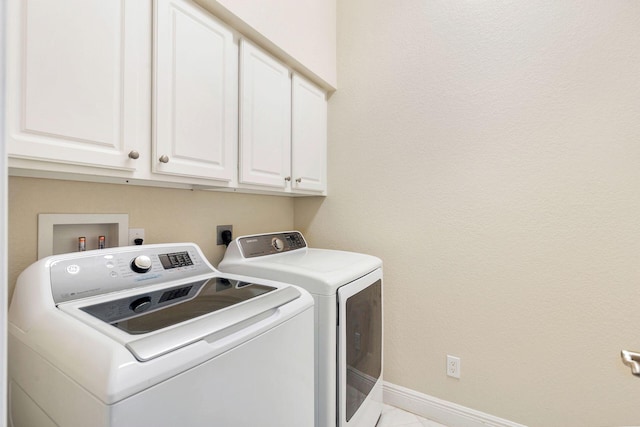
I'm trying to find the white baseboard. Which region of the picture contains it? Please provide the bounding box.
[382,382,527,427]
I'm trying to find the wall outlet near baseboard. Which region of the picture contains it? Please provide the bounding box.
[447,355,461,378]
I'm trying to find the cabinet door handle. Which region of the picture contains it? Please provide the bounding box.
[284,176,291,182]
[295,178,302,183]
[159,155,170,163]
[621,350,640,376]
[128,150,140,160]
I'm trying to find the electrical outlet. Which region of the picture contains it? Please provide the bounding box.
[129,228,145,245]
[447,355,461,379]
[216,225,233,245]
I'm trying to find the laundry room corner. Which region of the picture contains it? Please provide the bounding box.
[295,1,640,426]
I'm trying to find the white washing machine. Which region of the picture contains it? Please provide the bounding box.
[8,243,314,427]
[219,231,383,427]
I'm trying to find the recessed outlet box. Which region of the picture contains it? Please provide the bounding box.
[37,213,129,259]
[129,228,145,245]
[447,355,461,379]
[217,225,233,245]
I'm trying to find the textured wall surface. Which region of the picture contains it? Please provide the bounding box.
[295,1,640,426]
[197,0,336,88]
[8,177,294,299]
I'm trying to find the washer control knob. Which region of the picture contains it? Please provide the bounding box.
[272,237,284,252]
[130,296,152,313]
[131,255,152,273]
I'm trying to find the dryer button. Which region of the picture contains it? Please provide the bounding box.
[272,237,284,252]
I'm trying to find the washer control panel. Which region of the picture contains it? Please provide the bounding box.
[49,244,214,304]
[238,232,307,258]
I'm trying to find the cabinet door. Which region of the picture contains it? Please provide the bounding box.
[239,40,292,189]
[6,0,149,171]
[154,0,238,182]
[291,74,327,194]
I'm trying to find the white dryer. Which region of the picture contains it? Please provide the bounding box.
[219,231,383,427]
[8,243,314,427]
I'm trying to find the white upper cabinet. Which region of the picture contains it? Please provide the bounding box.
[239,40,292,189]
[6,0,150,171]
[239,41,328,194]
[6,0,328,196]
[291,74,327,194]
[154,0,238,183]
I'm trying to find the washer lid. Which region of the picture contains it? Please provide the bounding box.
[59,278,302,361]
[81,277,274,334]
[124,285,301,361]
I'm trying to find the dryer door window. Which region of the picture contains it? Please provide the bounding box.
[338,277,382,422]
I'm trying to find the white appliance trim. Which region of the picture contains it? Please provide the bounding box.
[383,382,527,427]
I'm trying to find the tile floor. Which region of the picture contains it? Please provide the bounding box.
[377,405,448,427]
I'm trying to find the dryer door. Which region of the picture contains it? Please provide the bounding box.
[337,268,383,427]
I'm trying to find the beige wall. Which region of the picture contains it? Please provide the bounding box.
[195,0,336,89]
[295,1,640,426]
[8,2,640,425]
[8,177,294,300]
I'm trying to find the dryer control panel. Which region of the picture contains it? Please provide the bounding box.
[238,232,307,258]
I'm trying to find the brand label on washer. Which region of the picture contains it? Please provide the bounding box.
[66,265,80,275]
